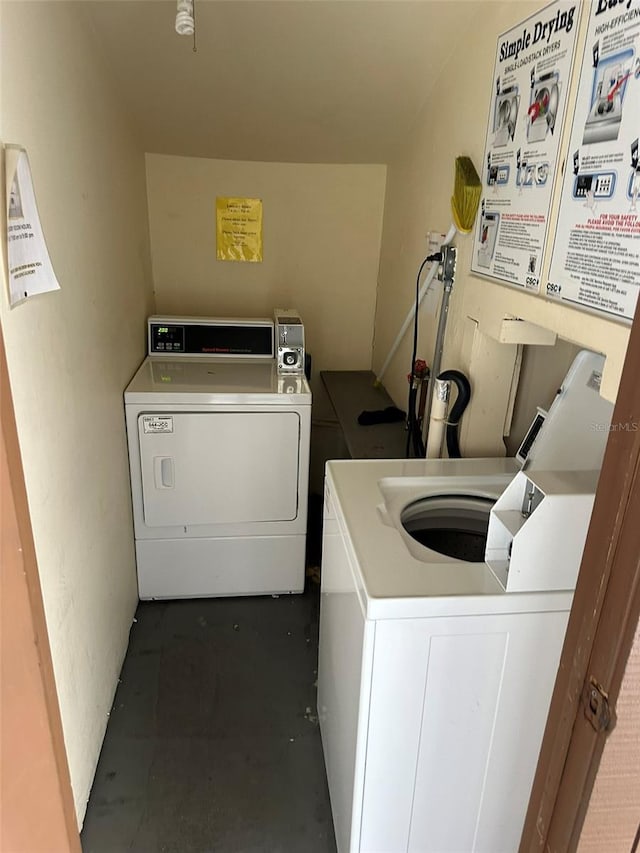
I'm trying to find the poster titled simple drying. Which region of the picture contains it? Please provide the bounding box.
[472,1,580,290]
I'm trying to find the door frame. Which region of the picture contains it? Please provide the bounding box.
[521,305,640,851]
[1,326,80,851]
[3,305,639,853]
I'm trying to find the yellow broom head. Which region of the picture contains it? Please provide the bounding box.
[451,156,481,234]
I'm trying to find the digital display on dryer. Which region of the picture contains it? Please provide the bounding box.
[150,324,185,353]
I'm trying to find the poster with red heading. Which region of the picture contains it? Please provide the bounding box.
[471,1,581,290]
[548,0,640,322]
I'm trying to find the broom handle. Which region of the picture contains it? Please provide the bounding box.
[375,223,457,385]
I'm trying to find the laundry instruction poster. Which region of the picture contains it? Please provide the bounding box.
[548,0,640,322]
[216,197,263,262]
[472,1,580,290]
[4,146,61,306]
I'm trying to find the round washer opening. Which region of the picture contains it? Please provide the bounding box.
[400,494,496,562]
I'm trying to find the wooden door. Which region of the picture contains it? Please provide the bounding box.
[1,327,80,852]
[521,307,640,851]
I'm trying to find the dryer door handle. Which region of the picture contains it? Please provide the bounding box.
[154,456,174,489]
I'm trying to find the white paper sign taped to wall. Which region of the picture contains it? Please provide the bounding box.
[4,145,60,306]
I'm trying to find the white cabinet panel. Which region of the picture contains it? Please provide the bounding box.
[138,411,300,527]
[472,611,568,852]
[357,613,566,853]
[408,631,507,853]
[318,514,373,853]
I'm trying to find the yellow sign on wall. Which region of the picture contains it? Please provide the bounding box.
[216,197,263,262]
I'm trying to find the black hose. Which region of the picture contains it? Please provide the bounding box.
[406,386,425,457]
[410,387,425,457]
[437,370,471,458]
[406,253,442,458]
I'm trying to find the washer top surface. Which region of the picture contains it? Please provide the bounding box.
[326,458,572,620]
[125,357,311,405]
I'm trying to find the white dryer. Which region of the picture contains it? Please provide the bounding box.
[125,316,311,600]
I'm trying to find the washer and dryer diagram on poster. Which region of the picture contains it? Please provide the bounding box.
[569,47,632,206]
[477,206,500,269]
[472,1,579,290]
[583,47,632,145]
[493,85,520,147]
[528,69,561,142]
[477,62,563,277]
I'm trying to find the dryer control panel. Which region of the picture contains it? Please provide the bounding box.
[274,308,305,374]
[148,316,274,358]
[150,323,185,353]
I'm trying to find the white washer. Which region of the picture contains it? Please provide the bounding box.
[125,316,311,600]
[318,351,613,853]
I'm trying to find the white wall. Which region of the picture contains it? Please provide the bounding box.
[0,2,153,822]
[373,1,630,453]
[146,154,387,375]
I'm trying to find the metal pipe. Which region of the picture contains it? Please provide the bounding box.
[376,223,457,385]
[422,256,455,453]
[426,378,450,458]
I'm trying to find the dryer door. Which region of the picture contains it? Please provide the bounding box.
[137,411,300,527]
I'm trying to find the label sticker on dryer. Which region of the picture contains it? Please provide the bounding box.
[142,416,173,434]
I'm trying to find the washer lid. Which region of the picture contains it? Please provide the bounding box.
[325,458,571,619]
[125,357,311,405]
[524,350,613,473]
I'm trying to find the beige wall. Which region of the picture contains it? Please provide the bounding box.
[146,154,387,375]
[505,338,580,456]
[373,1,630,453]
[0,2,153,822]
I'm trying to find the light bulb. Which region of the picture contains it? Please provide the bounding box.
[175,0,194,36]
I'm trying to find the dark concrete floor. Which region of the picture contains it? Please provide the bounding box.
[82,507,335,852]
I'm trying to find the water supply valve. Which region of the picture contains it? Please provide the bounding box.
[438,245,457,290]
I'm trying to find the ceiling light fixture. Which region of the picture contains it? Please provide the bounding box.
[175,0,197,51]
